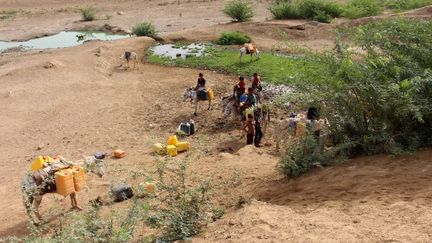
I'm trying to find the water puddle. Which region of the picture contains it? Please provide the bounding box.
[150,43,205,59]
[0,31,129,53]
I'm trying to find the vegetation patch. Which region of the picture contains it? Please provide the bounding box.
[148,45,333,84]
[132,22,158,38]
[80,6,96,21]
[216,31,252,45]
[223,0,255,22]
[269,0,344,23]
[384,0,432,11]
[279,18,432,177]
[0,10,18,21]
[342,0,382,19]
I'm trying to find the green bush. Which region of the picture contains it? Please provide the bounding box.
[146,160,220,241]
[297,0,344,19]
[132,22,158,38]
[384,0,432,11]
[216,31,252,45]
[279,19,432,177]
[269,0,343,23]
[269,1,301,19]
[223,0,255,22]
[80,7,96,21]
[343,0,382,19]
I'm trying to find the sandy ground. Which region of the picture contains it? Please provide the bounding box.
[1,0,432,241]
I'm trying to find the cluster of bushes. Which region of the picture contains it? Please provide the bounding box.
[269,0,432,22]
[342,0,382,19]
[216,31,252,45]
[269,0,343,23]
[279,18,432,176]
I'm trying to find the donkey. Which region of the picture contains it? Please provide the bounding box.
[21,157,105,225]
[183,87,212,116]
[240,43,260,63]
[120,51,138,69]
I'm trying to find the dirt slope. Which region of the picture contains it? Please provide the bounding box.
[197,149,432,242]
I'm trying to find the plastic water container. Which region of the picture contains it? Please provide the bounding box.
[167,135,179,146]
[144,182,156,193]
[113,150,126,158]
[177,141,190,152]
[153,143,166,155]
[31,156,46,171]
[166,145,178,157]
[296,122,306,138]
[207,88,215,100]
[55,169,75,196]
[71,166,86,192]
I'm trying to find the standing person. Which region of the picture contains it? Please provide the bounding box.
[251,73,262,91]
[254,107,263,147]
[245,87,257,107]
[244,114,255,145]
[252,73,262,104]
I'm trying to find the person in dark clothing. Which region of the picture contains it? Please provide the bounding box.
[254,107,263,147]
[307,107,320,120]
[244,114,254,145]
[195,73,206,90]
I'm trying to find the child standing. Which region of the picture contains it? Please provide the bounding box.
[244,114,254,145]
[254,107,263,147]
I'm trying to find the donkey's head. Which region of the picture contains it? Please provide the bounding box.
[183,87,194,102]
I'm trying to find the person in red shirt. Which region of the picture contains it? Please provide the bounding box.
[252,73,261,91]
[233,76,246,98]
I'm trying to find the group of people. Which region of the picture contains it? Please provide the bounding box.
[234,73,265,147]
[194,72,266,147]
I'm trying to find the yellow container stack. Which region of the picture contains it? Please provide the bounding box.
[55,169,75,196]
[71,166,86,192]
[177,141,190,152]
[167,135,179,146]
[166,145,178,157]
[31,155,54,171]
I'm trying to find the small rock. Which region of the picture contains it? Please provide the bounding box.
[353,220,360,224]
[43,61,55,69]
[228,219,235,226]
[37,144,44,150]
[117,11,124,15]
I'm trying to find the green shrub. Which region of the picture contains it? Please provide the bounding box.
[146,160,220,241]
[223,0,255,22]
[132,22,158,38]
[80,6,96,21]
[279,19,432,177]
[343,0,382,19]
[384,0,432,11]
[269,0,343,22]
[279,133,344,177]
[269,1,301,19]
[297,0,344,19]
[216,31,252,45]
